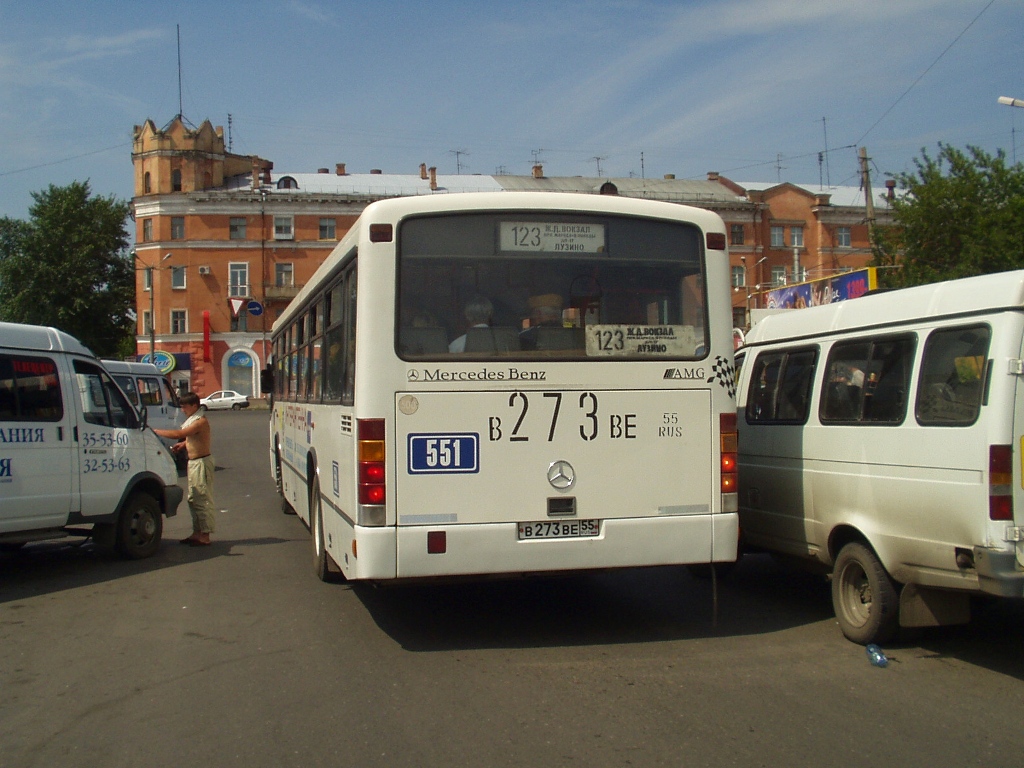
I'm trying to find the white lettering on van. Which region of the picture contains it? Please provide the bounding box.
[0,428,45,444]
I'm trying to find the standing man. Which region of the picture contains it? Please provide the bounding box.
[153,392,216,546]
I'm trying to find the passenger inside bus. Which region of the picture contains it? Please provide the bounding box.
[449,295,494,353]
[519,293,564,350]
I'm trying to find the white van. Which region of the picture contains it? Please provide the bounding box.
[736,271,1024,644]
[102,359,185,466]
[0,322,183,558]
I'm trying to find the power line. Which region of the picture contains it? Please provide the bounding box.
[856,0,996,145]
[0,143,130,178]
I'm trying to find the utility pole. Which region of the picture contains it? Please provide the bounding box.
[859,146,876,237]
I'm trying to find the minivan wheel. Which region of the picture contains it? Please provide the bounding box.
[116,493,163,560]
[832,542,899,645]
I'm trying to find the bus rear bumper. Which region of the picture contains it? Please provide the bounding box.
[379,513,739,581]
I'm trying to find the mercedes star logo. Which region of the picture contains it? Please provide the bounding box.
[547,460,576,490]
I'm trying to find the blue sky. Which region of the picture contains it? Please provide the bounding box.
[0,0,1020,219]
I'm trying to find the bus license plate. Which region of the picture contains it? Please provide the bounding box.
[518,520,600,540]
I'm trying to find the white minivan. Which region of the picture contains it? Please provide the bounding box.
[102,359,185,466]
[736,271,1024,644]
[0,322,183,558]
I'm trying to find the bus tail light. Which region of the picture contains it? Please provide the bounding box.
[989,444,1013,521]
[720,412,738,512]
[358,418,386,525]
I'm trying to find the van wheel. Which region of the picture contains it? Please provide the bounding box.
[310,478,338,582]
[832,542,898,645]
[116,493,163,560]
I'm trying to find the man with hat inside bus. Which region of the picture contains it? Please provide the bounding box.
[520,293,563,350]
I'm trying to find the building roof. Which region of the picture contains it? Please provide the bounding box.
[222,171,504,197]
[731,181,891,209]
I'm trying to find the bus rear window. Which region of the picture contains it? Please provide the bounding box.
[396,212,707,360]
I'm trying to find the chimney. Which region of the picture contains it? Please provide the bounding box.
[532,164,544,178]
[664,173,676,180]
[420,163,428,180]
[262,168,272,184]
[370,169,382,175]
[429,167,437,191]
[814,193,832,206]
[706,171,719,181]
[336,163,347,176]
[252,157,260,191]
[885,179,896,201]
[318,168,329,174]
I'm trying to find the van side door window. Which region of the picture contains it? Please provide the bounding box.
[916,325,990,426]
[745,347,818,423]
[820,335,916,425]
[0,354,64,421]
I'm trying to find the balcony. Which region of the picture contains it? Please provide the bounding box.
[264,283,303,300]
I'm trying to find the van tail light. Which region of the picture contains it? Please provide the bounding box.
[720,412,738,511]
[358,418,386,525]
[989,444,1013,521]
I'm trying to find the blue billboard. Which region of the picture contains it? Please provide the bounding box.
[765,268,877,310]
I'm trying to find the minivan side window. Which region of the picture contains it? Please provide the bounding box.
[916,325,990,426]
[73,360,138,428]
[745,347,818,424]
[113,374,139,407]
[137,376,163,407]
[0,354,64,421]
[820,335,915,424]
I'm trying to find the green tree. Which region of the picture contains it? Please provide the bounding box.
[873,144,1024,289]
[0,181,135,357]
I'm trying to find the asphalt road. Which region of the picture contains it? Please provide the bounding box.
[2,410,1023,768]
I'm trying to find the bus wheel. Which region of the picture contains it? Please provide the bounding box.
[832,542,898,645]
[116,493,163,560]
[310,478,337,582]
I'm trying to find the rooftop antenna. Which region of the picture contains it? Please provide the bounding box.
[227,113,233,152]
[640,151,645,179]
[449,149,469,174]
[592,156,606,177]
[176,24,183,120]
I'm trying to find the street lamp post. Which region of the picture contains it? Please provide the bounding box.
[134,251,172,364]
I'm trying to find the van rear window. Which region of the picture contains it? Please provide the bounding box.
[0,354,64,422]
[916,325,990,426]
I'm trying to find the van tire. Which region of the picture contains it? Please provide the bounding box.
[116,493,163,560]
[832,542,899,645]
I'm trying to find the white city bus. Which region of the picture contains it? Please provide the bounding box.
[267,192,739,582]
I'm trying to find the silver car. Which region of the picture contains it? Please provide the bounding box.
[199,390,250,410]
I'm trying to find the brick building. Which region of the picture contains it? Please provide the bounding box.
[131,115,890,396]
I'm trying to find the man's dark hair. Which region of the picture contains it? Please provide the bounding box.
[180,392,200,407]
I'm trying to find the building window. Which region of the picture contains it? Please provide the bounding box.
[837,226,851,247]
[230,217,247,240]
[171,217,185,240]
[274,216,294,240]
[730,224,744,246]
[171,310,187,334]
[143,268,152,291]
[791,226,804,248]
[229,262,249,297]
[731,266,745,288]
[144,172,151,194]
[171,169,182,192]
[276,263,294,287]
[771,266,788,286]
[319,218,336,240]
[142,218,153,242]
[770,226,785,248]
[170,266,186,290]
[142,310,152,335]
[277,176,298,190]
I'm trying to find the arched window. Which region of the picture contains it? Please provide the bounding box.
[277,176,298,190]
[171,169,182,192]
[144,172,151,194]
